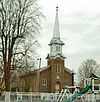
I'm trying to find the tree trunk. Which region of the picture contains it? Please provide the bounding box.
[4,62,10,91]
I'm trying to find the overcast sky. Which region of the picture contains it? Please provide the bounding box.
[37,0,100,74]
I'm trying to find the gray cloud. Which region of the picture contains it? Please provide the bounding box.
[61,10,100,72]
[38,9,100,74]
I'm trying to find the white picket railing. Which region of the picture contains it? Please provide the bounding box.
[0,92,57,102]
[0,92,100,102]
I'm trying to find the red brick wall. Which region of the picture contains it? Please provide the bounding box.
[64,70,74,93]
[64,70,73,86]
[47,58,65,92]
[19,57,74,93]
[39,68,51,92]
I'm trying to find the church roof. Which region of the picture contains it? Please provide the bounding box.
[37,65,74,75]
[20,65,74,78]
[64,67,75,74]
[20,66,50,77]
[37,65,50,72]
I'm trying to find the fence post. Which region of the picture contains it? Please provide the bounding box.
[92,93,96,102]
[31,92,32,102]
[5,92,10,102]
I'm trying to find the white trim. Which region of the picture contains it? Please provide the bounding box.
[49,55,65,60]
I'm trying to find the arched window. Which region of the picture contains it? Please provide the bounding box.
[55,81,61,93]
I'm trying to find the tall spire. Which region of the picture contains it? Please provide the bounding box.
[47,6,65,59]
[53,6,60,39]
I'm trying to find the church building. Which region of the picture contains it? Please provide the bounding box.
[11,7,74,93]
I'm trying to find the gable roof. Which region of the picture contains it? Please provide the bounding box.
[64,67,75,74]
[89,73,100,79]
[37,65,50,72]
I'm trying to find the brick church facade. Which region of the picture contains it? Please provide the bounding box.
[10,7,74,93]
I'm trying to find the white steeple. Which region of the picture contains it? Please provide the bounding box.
[53,6,60,39]
[48,6,65,59]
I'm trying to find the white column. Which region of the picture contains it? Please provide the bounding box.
[92,79,94,92]
[99,84,100,92]
[31,92,32,102]
[84,79,86,87]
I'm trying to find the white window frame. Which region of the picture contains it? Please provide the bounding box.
[56,64,61,73]
[42,79,47,91]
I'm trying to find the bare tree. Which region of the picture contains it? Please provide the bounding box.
[0,0,43,91]
[78,59,99,82]
[0,78,5,95]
